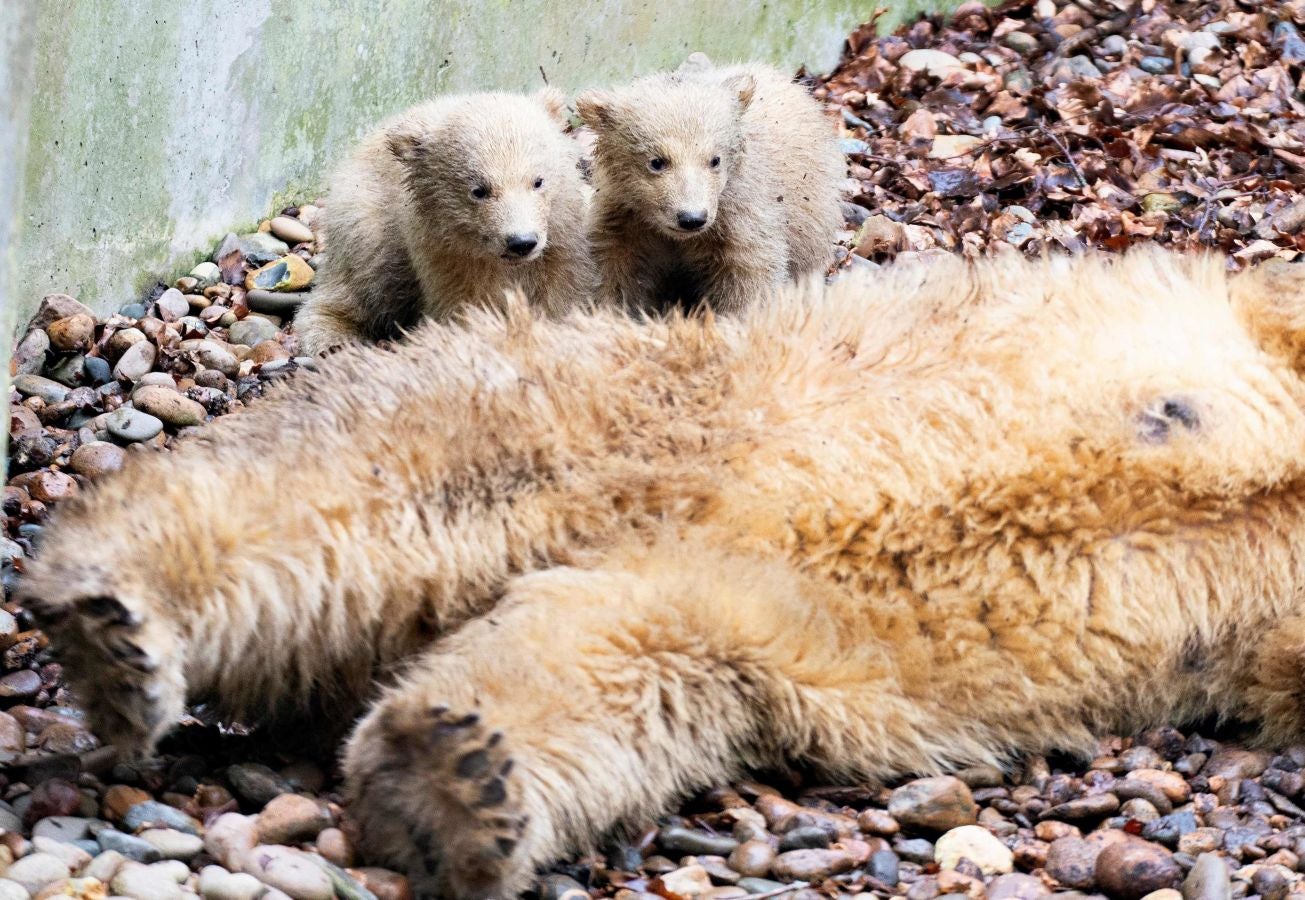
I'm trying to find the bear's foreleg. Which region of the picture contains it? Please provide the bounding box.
[341,534,892,898]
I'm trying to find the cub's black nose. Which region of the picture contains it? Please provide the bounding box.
[676,211,708,231]
[505,234,539,256]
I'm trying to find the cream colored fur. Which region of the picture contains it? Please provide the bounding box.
[20,250,1305,898]
[578,61,843,313]
[295,89,594,354]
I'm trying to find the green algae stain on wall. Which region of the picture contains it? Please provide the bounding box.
[13,0,963,324]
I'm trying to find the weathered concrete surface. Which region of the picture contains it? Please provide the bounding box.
[9,0,957,327]
[3,2,40,470]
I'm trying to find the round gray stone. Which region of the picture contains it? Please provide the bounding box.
[105,407,164,443]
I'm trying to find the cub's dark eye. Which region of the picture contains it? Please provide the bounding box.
[649,157,667,172]
[710,156,721,169]
[471,185,489,200]
[533,177,544,189]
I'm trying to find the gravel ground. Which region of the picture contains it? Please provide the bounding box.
[5,0,1305,897]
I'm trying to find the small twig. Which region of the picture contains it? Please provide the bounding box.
[1195,196,1217,241]
[1037,124,1089,187]
[745,881,811,899]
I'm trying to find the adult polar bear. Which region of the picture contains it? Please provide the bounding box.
[20,250,1305,898]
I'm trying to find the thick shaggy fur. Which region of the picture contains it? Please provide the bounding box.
[577,61,843,313]
[295,90,594,354]
[20,251,1305,899]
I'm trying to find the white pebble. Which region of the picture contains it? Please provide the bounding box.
[31,835,92,873]
[111,859,185,899]
[935,824,1014,875]
[140,829,205,861]
[3,852,71,894]
[203,813,258,870]
[241,845,332,900]
[84,849,126,882]
[0,879,29,900]
[199,864,266,900]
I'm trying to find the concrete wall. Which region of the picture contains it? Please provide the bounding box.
[8,0,958,328]
[3,2,40,465]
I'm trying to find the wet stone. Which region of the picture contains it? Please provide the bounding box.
[658,825,740,857]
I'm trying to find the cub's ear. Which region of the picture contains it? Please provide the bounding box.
[575,90,616,129]
[386,124,427,165]
[535,86,569,124]
[726,73,757,111]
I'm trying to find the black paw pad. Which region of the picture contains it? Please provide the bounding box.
[476,776,507,808]
[456,748,491,778]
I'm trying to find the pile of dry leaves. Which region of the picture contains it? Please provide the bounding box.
[817,0,1305,267]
